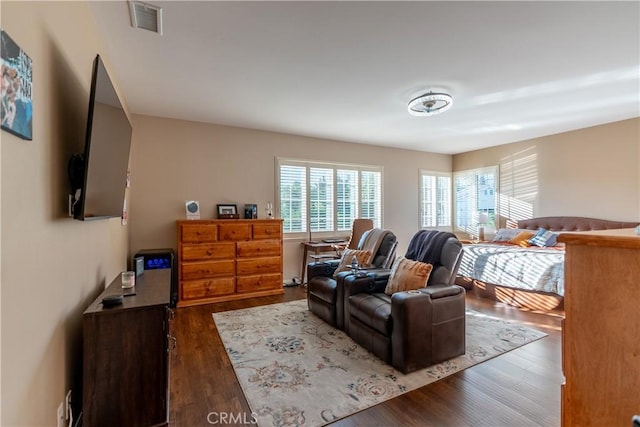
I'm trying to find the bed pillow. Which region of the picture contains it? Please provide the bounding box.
[493,228,528,242]
[528,228,558,247]
[333,249,372,278]
[509,231,535,247]
[384,256,433,295]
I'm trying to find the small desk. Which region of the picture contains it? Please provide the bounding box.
[300,241,347,284]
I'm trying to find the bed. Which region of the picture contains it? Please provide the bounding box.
[456,216,639,311]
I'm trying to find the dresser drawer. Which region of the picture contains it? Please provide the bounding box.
[181,242,235,261]
[181,224,217,243]
[218,223,251,241]
[236,239,281,258]
[181,260,235,280]
[252,222,282,240]
[237,274,282,293]
[181,278,235,300]
[236,257,282,276]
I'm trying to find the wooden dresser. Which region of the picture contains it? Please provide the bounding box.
[83,269,173,427]
[558,229,640,426]
[177,219,284,307]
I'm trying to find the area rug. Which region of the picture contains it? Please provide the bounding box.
[212,299,546,427]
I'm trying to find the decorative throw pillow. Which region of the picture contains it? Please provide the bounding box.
[333,249,372,278]
[508,231,535,247]
[384,256,433,295]
[528,228,558,247]
[492,228,528,242]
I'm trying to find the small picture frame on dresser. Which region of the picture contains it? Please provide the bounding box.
[244,204,258,219]
[217,204,239,219]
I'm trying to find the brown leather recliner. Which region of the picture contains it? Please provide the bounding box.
[343,230,465,373]
[306,229,397,330]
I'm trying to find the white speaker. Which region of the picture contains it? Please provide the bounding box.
[185,200,200,220]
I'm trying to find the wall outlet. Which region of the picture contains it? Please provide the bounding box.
[56,402,65,427]
[65,389,72,420]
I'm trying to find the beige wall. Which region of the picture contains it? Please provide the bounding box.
[1,2,129,425]
[453,118,640,227]
[130,116,640,283]
[128,115,452,280]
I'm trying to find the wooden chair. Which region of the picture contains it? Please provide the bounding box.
[347,218,374,250]
[309,218,374,261]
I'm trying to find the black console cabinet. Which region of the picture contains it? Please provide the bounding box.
[83,269,173,427]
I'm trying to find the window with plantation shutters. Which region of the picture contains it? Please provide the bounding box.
[453,166,498,236]
[309,167,334,232]
[336,169,357,230]
[361,170,381,228]
[419,170,451,229]
[279,164,307,233]
[276,158,383,234]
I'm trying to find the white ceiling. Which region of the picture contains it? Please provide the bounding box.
[87,1,640,155]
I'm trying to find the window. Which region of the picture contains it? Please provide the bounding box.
[277,158,383,234]
[336,169,358,230]
[309,167,334,231]
[419,170,452,229]
[279,165,306,233]
[453,166,498,235]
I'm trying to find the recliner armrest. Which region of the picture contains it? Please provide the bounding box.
[361,268,392,282]
[388,285,464,316]
[420,284,464,299]
[343,269,391,297]
[307,260,340,281]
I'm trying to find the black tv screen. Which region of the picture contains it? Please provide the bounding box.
[70,54,132,220]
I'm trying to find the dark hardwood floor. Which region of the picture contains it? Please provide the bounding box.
[170,287,564,427]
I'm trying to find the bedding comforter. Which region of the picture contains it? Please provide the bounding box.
[458,243,565,296]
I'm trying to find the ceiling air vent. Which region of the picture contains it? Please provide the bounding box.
[128,1,163,35]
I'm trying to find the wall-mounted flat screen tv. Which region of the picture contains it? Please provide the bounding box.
[69,54,132,220]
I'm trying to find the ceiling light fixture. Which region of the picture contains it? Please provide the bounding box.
[407,91,453,116]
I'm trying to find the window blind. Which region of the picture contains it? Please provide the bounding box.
[336,169,358,230]
[454,166,498,235]
[309,167,334,232]
[277,159,383,234]
[419,170,451,229]
[279,164,307,232]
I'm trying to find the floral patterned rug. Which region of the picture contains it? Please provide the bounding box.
[212,299,546,427]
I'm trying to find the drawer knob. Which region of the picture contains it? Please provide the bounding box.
[167,335,177,352]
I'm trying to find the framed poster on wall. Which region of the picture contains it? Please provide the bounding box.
[1,29,33,140]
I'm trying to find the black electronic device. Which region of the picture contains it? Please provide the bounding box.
[102,294,123,307]
[68,54,132,220]
[133,249,177,308]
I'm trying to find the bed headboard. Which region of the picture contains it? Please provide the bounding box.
[517,216,639,232]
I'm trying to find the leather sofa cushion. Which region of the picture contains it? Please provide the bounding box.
[371,233,397,268]
[348,293,392,335]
